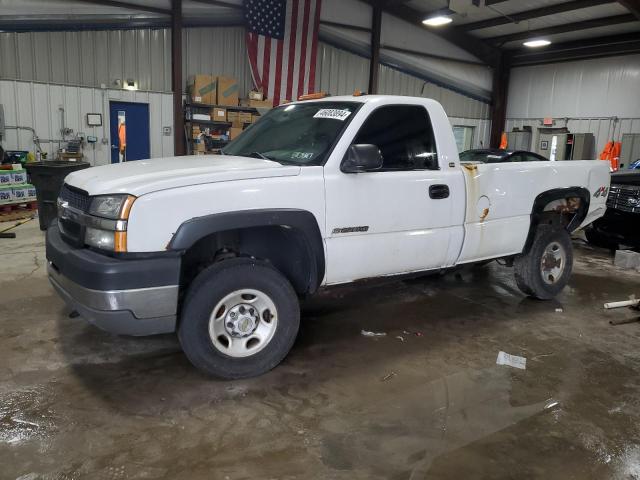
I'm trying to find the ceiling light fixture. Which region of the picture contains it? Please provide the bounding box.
[422,15,453,27]
[523,39,551,48]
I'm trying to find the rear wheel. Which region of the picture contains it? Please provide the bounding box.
[514,226,573,300]
[178,258,300,379]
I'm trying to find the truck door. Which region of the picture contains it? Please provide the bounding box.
[323,104,465,284]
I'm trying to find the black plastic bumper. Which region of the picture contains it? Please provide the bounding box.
[591,209,640,248]
[46,221,181,290]
[46,221,181,336]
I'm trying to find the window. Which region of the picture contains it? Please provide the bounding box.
[453,126,474,152]
[352,105,438,171]
[222,102,360,166]
[510,152,548,162]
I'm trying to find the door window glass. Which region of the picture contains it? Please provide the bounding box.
[352,105,438,171]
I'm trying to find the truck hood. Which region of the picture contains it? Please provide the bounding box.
[64,155,301,196]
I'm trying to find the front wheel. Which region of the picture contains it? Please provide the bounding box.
[178,258,300,379]
[514,226,573,300]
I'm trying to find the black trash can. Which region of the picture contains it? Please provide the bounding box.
[25,161,90,230]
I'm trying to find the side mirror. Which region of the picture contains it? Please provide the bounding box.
[341,144,383,173]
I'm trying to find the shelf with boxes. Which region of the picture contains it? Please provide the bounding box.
[185,105,259,155]
[184,74,273,155]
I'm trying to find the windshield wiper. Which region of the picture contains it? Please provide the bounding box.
[247,151,274,160]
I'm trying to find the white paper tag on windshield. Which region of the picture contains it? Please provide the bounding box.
[313,109,352,121]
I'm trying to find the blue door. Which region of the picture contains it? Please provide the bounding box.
[109,101,150,163]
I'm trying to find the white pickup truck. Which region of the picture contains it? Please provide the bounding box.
[47,94,610,378]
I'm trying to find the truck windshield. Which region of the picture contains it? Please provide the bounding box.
[222,102,360,166]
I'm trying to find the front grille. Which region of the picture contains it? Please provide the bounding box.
[607,184,640,214]
[59,184,91,212]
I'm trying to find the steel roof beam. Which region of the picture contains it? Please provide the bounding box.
[70,0,172,15]
[487,13,637,44]
[460,0,614,31]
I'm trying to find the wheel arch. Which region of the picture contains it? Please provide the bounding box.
[169,209,325,295]
[522,187,590,253]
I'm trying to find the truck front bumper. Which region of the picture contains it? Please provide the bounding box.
[46,221,181,336]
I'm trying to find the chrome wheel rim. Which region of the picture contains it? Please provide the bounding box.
[540,241,566,285]
[208,289,278,358]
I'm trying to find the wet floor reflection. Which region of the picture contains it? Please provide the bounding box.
[1,237,640,478]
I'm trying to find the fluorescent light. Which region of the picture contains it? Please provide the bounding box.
[423,15,453,26]
[523,39,551,48]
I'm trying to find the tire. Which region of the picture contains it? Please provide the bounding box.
[585,228,619,251]
[513,226,573,300]
[178,257,300,379]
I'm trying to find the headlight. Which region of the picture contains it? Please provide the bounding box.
[89,194,135,219]
[85,227,128,252]
[85,194,135,252]
[85,227,115,250]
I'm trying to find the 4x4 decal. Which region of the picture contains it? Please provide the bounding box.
[593,186,609,198]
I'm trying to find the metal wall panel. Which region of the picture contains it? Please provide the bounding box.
[506,54,640,155]
[0,29,172,91]
[507,54,640,119]
[181,27,252,94]
[377,63,490,119]
[0,79,174,166]
[0,27,253,93]
[317,43,490,120]
[317,42,370,96]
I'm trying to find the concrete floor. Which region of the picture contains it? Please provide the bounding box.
[2,220,640,480]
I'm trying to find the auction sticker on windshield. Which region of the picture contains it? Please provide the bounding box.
[313,109,352,121]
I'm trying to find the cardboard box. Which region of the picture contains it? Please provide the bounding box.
[0,171,11,186]
[226,110,239,123]
[0,186,13,203]
[238,112,252,123]
[10,170,27,185]
[249,98,273,109]
[12,184,35,201]
[217,76,239,106]
[229,127,243,140]
[251,114,261,123]
[249,90,264,101]
[192,113,211,121]
[211,107,227,122]
[195,141,205,152]
[188,75,217,104]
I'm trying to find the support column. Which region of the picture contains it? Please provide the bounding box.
[368,4,382,94]
[489,53,509,148]
[172,0,185,156]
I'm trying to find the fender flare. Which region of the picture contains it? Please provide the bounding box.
[168,208,325,293]
[523,187,590,253]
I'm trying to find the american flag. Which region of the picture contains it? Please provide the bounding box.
[244,0,322,106]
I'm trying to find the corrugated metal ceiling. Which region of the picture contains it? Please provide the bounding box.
[401,0,640,50]
[473,3,630,38]
[0,0,638,55]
